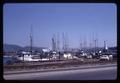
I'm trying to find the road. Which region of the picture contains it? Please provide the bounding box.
[4,65,117,80]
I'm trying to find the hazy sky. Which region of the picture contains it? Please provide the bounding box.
[3,3,117,49]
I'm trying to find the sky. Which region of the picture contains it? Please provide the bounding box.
[3,3,117,49]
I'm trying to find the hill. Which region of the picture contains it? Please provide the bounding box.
[3,44,47,52]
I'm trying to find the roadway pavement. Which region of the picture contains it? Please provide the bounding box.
[4,64,117,80]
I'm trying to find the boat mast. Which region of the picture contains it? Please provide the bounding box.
[92,32,96,53]
[89,34,92,49]
[52,34,56,51]
[30,25,33,55]
[62,32,65,51]
[104,40,108,53]
[57,33,60,52]
[80,37,83,50]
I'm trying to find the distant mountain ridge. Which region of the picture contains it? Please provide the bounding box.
[3,44,116,52]
[3,44,47,52]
